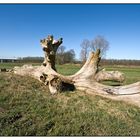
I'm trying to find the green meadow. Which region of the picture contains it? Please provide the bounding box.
[0,63,140,136]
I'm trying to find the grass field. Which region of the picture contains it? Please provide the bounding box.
[105,65,140,85]
[0,63,140,136]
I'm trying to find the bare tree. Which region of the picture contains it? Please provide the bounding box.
[91,35,109,58]
[56,45,66,64]
[80,39,90,63]
[57,45,65,54]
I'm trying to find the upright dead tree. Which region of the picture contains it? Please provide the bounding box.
[80,39,90,63]
[40,35,63,71]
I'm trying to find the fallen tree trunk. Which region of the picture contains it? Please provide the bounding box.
[12,35,140,106]
[13,49,140,95]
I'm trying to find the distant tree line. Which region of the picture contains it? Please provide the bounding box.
[8,39,140,66]
[16,46,76,64]
[100,59,140,66]
[16,57,140,66]
[18,57,44,63]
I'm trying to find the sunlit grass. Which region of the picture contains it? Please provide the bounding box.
[0,63,140,135]
[0,73,140,136]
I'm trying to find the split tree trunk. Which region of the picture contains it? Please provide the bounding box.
[40,35,63,71]
[13,35,140,106]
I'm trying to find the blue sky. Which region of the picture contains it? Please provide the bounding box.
[0,4,140,60]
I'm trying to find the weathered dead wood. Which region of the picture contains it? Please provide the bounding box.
[0,68,13,72]
[0,68,7,72]
[94,69,125,82]
[13,49,140,95]
[40,35,62,71]
[12,35,140,106]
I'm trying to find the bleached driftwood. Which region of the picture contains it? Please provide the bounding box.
[13,35,140,96]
